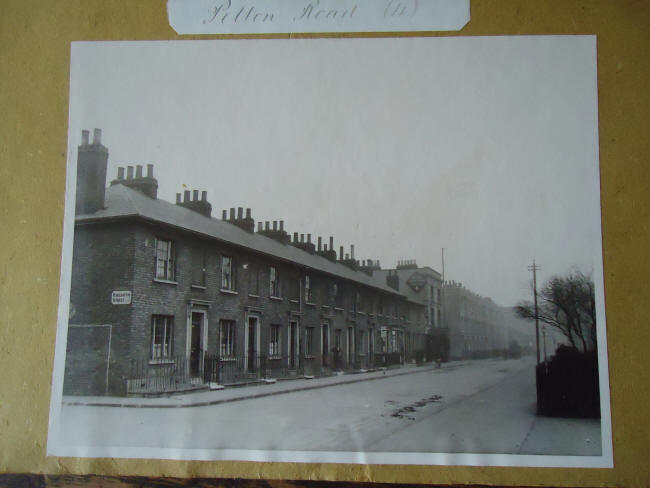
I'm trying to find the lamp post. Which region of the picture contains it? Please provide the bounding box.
[528,259,541,364]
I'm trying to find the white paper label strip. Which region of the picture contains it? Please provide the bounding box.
[168,0,470,34]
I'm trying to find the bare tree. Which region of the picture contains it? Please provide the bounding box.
[516,270,596,354]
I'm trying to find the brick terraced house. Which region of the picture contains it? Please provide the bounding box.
[64,129,430,396]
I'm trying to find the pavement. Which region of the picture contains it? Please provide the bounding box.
[62,361,459,409]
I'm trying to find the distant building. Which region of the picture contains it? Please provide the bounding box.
[442,281,509,359]
[373,261,449,361]
[373,260,444,330]
[64,129,430,396]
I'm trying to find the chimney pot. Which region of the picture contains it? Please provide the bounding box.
[307,234,312,243]
[136,165,143,178]
[117,167,125,180]
[230,208,235,220]
[265,221,270,231]
[318,236,322,251]
[293,232,298,242]
[127,166,134,179]
[350,244,355,259]
[324,244,328,251]
[257,222,262,232]
[222,209,227,220]
[176,193,181,204]
[201,191,207,201]
[147,164,154,178]
[300,234,304,243]
[279,220,284,231]
[184,190,191,202]
[246,208,251,219]
[273,221,278,231]
[93,128,102,145]
[339,246,344,260]
[81,130,89,145]
[192,190,198,201]
[330,236,334,250]
[237,207,243,219]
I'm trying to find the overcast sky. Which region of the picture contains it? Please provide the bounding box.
[67,37,602,307]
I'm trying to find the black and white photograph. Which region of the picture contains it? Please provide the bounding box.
[48,37,612,467]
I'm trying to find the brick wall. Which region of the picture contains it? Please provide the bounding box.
[65,216,426,395]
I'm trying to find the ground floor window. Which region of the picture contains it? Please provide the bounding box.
[152,315,173,359]
[305,327,314,355]
[380,327,389,353]
[269,324,281,356]
[220,320,236,357]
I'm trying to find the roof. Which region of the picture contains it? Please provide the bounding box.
[77,184,410,298]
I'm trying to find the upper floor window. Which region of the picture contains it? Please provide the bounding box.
[154,238,175,281]
[270,266,280,297]
[304,275,312,303]
[151,315,173,359]
[221,256,235,290]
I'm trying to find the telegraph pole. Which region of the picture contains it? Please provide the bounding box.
[528,259,541,364]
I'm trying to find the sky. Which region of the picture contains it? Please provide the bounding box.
[67,37,602,307]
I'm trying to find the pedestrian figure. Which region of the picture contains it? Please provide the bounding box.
[435,357,442,369]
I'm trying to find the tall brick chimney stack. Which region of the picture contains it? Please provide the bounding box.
[111,161,159,199]
[76,128,108,215]
[175,189,212,217]
[223,206,255,232]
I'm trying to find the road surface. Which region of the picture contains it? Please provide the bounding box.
[55,356,600,455]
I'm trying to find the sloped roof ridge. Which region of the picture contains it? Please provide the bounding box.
[78,184,408,298]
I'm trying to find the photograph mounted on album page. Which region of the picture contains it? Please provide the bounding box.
[48,36,612,467]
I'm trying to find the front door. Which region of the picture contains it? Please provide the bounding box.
[288,321,298,369]
[190,312,203,377]
[348,327,354,366]
[247,316,258,372]
[321,324,329,367]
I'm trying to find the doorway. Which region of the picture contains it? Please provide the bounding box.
[321,323,329,367]
[189,311,204,377]
[247,315,259,373]
[288,321,298,369]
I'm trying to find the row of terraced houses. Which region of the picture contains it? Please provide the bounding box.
[63,129,510,397]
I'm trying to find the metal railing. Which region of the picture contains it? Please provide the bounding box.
[127,350,417,395]
[127,355,202,395]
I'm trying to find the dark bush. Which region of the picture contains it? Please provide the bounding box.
[536,345,600,418]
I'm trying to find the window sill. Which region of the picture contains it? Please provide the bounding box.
[289,299,299,304]
[305,302,317,307]
[248,293,260,298]
[321,305,330,309]
[304,355,315,359]
[149,359,175,365]
[219,357,237,362]
[153,278,178,285]
[220,288,238,295]
[334,307,344,312]
[268,355,282,360]
[191,284,206,290]
[269,296,283,302]
[358,311,367,316]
